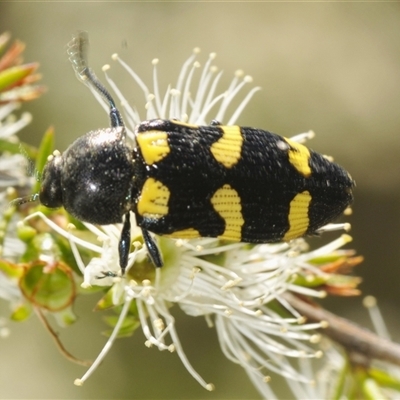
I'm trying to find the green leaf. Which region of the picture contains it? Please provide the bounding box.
[10,303,31,321]
[363,378,388,400]
[332,358,349,400]
[33,126,54,194]
[95,285,124,310]
[102,314,140,338]
[368,368,400,391]
[0,259,23,278]
[0,139,37,159]
[292,273,328,288]
[0,63,38,92]
[54,307,77,327]
[17,224,37,242]
[308,254,344,265]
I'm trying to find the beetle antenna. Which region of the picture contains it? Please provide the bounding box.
[67,31,124,129]
[9,193,39,208]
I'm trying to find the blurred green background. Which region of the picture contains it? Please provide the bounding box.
[1,2,400,399]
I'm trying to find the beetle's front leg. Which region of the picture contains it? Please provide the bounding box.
[142,228,163,268]
[118,212,131,275]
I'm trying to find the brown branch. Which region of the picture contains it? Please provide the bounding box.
[283,292,400,367]
[34,307,92,367]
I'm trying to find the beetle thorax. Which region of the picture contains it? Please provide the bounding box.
[40,127,135,225]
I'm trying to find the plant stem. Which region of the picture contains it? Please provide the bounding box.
[283,292,400,367]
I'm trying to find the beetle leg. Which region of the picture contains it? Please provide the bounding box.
[118,212,131,274]
[97,271,118,279]
[142,228,163,268]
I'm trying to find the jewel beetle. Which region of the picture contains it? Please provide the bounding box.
[39,32,354,275]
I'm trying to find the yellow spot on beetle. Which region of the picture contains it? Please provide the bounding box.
[210,126,243,168]
[137,131,170,165]
[283,190,311,241]
[211,184,244,240]
[137,178,170,218]
[284,138,311,177]
[167,228,201,239]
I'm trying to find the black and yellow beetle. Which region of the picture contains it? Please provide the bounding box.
[39,32,354,275]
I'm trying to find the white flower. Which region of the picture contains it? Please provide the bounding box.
[28,208,350,397]
[0,104,32,190]
[24,49,353,398]
[0,102,33,333]
[99,48,261,137]
[0,102,32,263]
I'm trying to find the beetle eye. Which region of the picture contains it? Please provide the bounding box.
[39,159,63,208]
